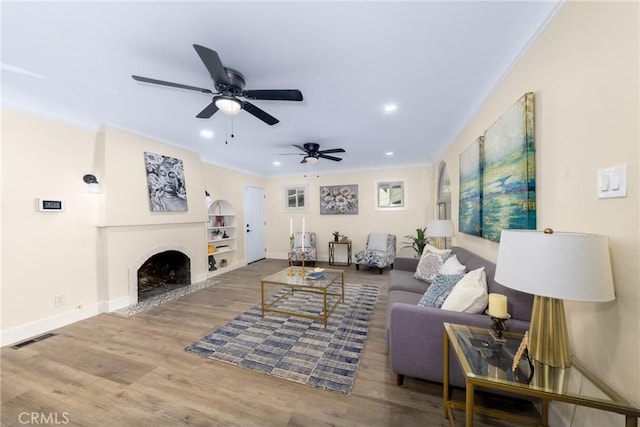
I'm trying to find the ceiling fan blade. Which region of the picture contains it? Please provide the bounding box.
[193,44,231,85]
[292,144,308,153]
[196,102,219,119]
[318,153,343,162]
[242,101,279,125]
[318,148,346,154]
[243,90,303,101]
[132,75,213,94]
[300,157,308,164]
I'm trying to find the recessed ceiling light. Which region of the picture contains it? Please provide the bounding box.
[384,104,397,112]
[200,129,214,139]
[272,160,281,166]
[385,151,394,156]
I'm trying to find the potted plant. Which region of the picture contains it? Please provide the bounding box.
[403,227,429,257]
[332,231,340,242]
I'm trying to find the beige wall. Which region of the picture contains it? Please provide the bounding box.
[265,167,434,262]
[436,0,639,416]
[1,109,101,341]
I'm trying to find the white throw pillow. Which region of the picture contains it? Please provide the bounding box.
[423,244,451,256]
[441,267,488,313]
[367,233,389,251]
[413,249,449,282]
[439,254,467,275]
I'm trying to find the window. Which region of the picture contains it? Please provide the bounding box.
[285,185,307,211]
[377,181,405,208]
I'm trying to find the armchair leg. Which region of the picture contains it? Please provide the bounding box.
[356,264,360,271]
[379,268,383,274]
[396,374,405,386]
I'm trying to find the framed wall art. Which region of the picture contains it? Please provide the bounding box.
[319,185,358,215]
[459,136,484,236]
[144,152,188,212]
[481,92,536,242]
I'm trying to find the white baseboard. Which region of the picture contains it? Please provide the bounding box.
[1,302,102,347]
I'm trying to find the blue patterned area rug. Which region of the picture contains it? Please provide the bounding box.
[185,283,379,394]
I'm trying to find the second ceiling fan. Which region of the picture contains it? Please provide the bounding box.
[132,44,303,125]
[287,143,346,164]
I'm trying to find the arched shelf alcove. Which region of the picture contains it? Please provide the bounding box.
[206,199,237,275]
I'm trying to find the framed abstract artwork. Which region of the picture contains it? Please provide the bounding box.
[481,92,536,242]
[144,152,189,212]
[319,185,358,215]
[459,136,484,236]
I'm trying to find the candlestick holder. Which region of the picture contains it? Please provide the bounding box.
[299,251,308,276]
[287,234,295,276]
[488,312,510,343]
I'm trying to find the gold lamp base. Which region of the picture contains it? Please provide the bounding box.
[528,295,572,368]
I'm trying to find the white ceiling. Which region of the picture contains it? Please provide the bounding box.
[1,1,561,177]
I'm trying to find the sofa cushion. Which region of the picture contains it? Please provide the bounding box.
[441,267,488,313]
[417,273,464,308]
[439,254,466,275]
[413,249,450,282]
[388,270,430,294]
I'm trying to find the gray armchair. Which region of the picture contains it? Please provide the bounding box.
[355,233,396,274]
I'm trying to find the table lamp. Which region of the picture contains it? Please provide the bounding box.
[494,228,614,368]
[426,219,453,249]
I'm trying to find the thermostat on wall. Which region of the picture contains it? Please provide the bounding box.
[38,198,64,212]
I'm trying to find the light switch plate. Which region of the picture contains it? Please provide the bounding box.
[598,165,627,199]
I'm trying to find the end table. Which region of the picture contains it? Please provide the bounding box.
[328,240,352,266]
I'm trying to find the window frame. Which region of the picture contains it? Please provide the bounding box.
[374,180,407,211]
[284,185,309,212]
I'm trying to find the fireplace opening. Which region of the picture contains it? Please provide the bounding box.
[137,250,191,302]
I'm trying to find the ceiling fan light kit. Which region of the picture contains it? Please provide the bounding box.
[214,96,242,115]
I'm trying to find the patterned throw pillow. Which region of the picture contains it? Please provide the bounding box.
[418,274,465,308]
[413,249,450,282]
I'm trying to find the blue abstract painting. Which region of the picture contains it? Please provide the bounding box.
[459,136,483,236]
[481,92,536,242]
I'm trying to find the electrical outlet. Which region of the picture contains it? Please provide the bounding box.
[54,295,65,307]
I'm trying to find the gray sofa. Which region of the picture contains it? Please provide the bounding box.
[387,246,534,387]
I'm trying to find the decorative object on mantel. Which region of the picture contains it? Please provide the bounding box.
[426,220,453,250]
[481,92,536,242]
[185,283,379,394]
[402,227,429,257]
[495,228,614,368]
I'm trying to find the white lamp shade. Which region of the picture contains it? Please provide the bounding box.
[495,229,615,302]
[426,219,453,237]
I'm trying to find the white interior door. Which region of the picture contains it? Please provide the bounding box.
[244,185,266,264]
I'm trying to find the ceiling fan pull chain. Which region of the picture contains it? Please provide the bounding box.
[225,115,229,144]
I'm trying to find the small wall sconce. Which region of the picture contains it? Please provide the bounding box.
[83,174,101,194]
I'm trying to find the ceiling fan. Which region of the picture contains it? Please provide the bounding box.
[284,143,346,164]
[132,44,303,125]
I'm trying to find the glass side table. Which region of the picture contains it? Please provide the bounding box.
[443,323,640,427]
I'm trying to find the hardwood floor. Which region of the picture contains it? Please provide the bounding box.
[1,259,535,426]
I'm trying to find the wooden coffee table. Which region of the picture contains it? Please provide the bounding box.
[260,267,344,328]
